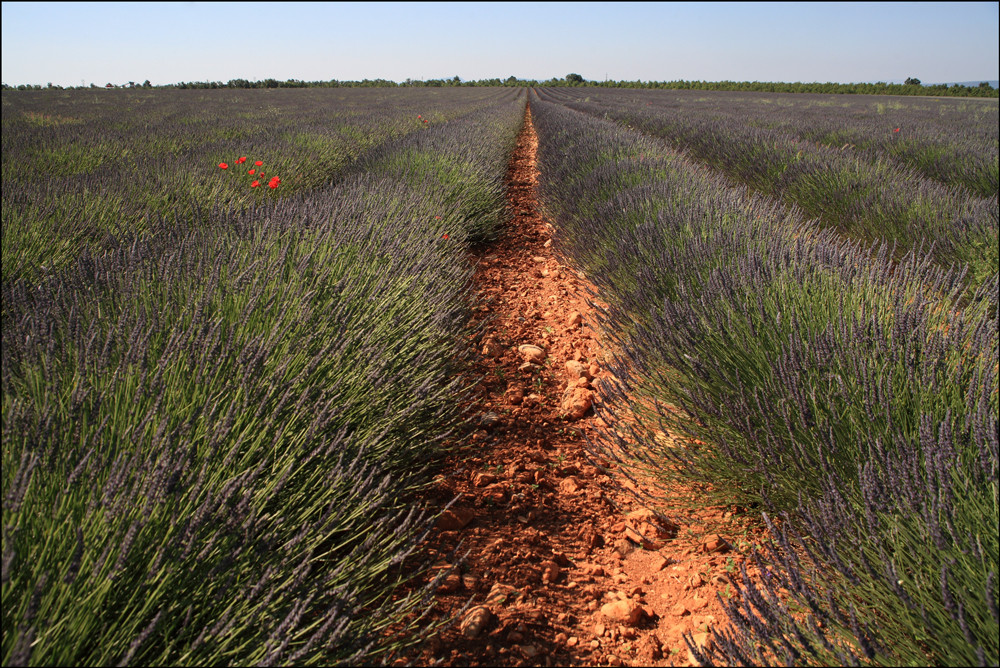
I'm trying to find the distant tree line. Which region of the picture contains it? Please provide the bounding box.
[3,74,997,97]
[624,78,998,97]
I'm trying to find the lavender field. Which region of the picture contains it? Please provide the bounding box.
[2,87,524,665]
[543,87,999,284]
[3,86,998,665]
[530,89,997,665]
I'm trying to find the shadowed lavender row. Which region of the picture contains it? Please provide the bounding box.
[530,89,998,666]
[2,89,525,665]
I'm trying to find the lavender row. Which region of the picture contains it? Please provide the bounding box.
[545,87,998,198]
[2,89,526,665]
[1,87,509,286]
[529,90,998,666]
[541,87,999,284]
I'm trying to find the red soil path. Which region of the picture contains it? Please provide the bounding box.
[392,104,769,667]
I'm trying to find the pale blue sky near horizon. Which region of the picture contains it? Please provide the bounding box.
[2,1,997,87]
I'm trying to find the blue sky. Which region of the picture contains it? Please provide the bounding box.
[2,2,997,86]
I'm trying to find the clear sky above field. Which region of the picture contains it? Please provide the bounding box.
[2,1,997,87]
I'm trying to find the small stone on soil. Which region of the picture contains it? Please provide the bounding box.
[702,534,732,553]
[518,344,546,363]
[437,570,463,594]
[460,606,493,638]
[559,476,581,494]
[560,384,594,420]
[613,538,634,558]
[436,507,475,531]
[505,385,524,405]
[651,554,670,571]
[565,359,592,380]
[600,599,644,626]
[541,560,561,583]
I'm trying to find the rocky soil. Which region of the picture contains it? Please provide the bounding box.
[391,105,772,667]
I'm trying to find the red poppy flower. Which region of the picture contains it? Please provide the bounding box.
[417,114,422,118]
[255,160,263,166]
[442,233,449,240]
[434,216,442,220]
[268,177,280,189]
[248,169,256,175]
[237,156,247,164]
[894,128,900,132]
[251,180,260,187]
[219,162,229,169]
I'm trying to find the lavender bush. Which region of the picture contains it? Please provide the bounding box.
[541,87,999,284]
[2,88,526,665]
[530,90,998,666]
[1,87,510,285]
[547,88,999,198]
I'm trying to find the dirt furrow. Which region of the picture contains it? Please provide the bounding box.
[393,103,764,668]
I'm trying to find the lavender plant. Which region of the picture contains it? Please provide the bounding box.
[356,88,523,244]
[546,88,999,198]
[542,87,999,284]
[530,89,999,666]
[2,88,526,665]
[1,87,511,285]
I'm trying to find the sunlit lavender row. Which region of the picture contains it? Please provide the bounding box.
[541,87,999,284]
[1,87,512,285]
[545,87,998,196]
[530,89,998,666]
[2,87,525,665]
